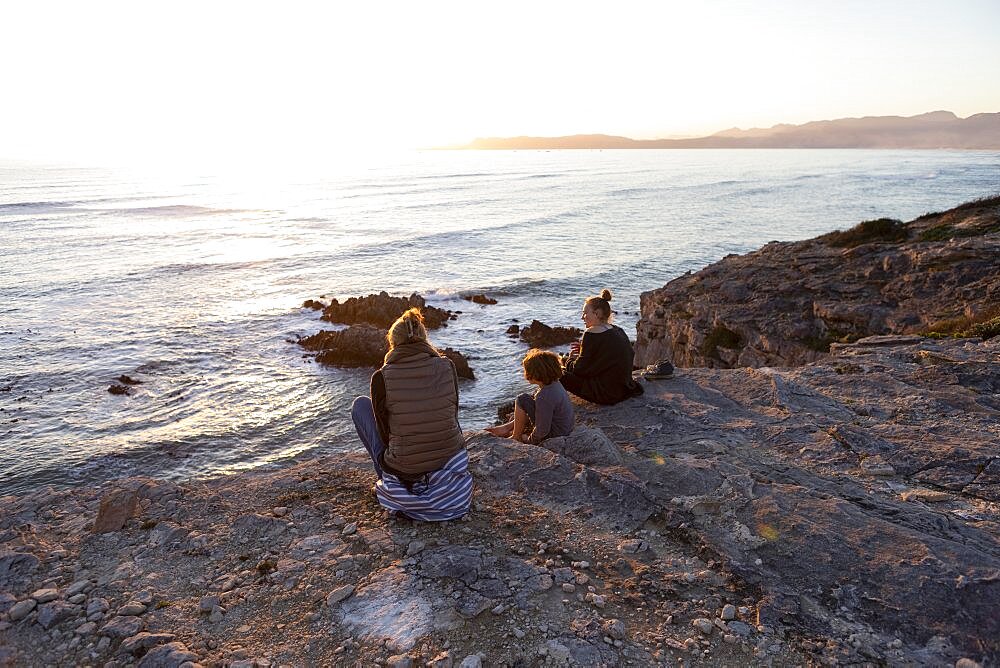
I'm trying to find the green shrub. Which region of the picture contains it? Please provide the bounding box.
[919,222,1000,242]
[966,316,1000,340]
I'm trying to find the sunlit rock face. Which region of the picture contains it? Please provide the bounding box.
[635,196,1000,368]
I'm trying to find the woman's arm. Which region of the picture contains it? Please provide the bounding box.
[370,370,391,446]
[564,332,608,378]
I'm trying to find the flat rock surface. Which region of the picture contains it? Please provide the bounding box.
[635,196,1000,368]
[0,339,996,666]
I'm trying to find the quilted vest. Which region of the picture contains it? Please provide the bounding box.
[381,342,465,475]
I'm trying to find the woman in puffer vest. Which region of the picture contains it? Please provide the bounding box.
[351,307,471,521]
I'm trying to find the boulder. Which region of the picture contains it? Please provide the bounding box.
[462,294,497,305]
[301,325,388,368]
[320,292,453,329]
[441,348,475,380]
[92,489,139,533]
[301,326,474,379]
[519,320,582,348]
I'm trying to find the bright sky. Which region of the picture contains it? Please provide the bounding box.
[3,0,998,165]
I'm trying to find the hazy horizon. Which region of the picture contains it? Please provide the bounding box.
[2,1,999,167]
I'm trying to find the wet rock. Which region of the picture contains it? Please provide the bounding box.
[116,375,143,386]
[302,299,325,310]
[301,325,389,368]
[506,325,520,337]
[463,294,497,305]
[108,384,131,396]
[301,326,473,378]
[440,347,475,380]
[519,320,582,348]
[320,292,452,330]
[496,400,515,424]
[93,489,139,533]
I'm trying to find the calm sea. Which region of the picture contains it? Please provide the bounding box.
[2,149,998,495]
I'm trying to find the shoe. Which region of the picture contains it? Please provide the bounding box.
[643,359,674,379]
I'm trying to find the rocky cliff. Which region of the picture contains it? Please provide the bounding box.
[635,196,1000,368]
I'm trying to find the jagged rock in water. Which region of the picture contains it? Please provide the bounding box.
[635,196,1000,368]
[441,347,475,380]
[319,292,453,329]
[519,320,582,348]
[463,293,498,305]
[299,326,474,379]
[302,325,389,368]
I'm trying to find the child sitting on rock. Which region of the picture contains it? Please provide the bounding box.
[486,350,574,444]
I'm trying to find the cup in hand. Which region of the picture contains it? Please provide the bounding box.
[569,341,582,355]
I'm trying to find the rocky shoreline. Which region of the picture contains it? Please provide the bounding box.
[634,196,1000,368]
[3,197,999,667]
[2,334,997,667]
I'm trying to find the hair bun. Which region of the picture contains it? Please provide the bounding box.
[600,289,612,301]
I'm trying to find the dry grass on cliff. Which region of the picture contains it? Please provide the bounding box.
[819,217,908,248]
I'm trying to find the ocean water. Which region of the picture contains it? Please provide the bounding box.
[2,149,998,495]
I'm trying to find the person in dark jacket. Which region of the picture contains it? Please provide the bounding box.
[561,289,644,405]
[350,307,471,521]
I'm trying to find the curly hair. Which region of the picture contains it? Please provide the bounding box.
[522,349,564,384]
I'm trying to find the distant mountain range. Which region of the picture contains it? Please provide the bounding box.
[456,111,1000,150]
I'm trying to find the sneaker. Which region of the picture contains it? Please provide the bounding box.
[643,359,674,379]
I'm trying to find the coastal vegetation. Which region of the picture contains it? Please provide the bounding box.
[819,217,908,248]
